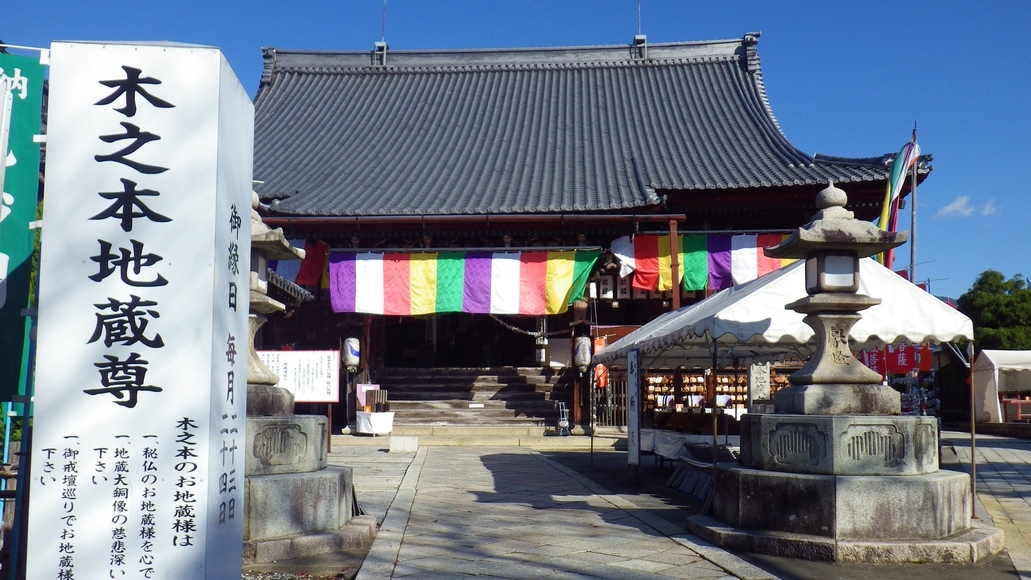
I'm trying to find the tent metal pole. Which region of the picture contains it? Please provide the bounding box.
[968,342,977,519]
[701,347,718,516]
[711,350,718,465]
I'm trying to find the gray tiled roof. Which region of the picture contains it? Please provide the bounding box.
[253,34,891,217]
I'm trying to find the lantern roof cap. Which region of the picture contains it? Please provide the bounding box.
[764,181,907,259]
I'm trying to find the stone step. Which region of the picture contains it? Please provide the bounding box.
[388,412,560,428]
[390,416,554,426]
[380,375,557,386]
[243,515,377,565]
[389,404,556,415]
[389,416,553,425]
[387,398,556,410]
[331,432,624,448]
[381,383,559,392]
[386,425,553,436]
[378,366,558,376]
[377,382,560,395]
[377,368,567,386]
[381,389,558,401]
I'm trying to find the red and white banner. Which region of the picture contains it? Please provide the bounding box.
[859,343,933,377]
[593,337,609,388]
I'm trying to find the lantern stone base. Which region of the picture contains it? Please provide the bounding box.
[738,413,939,476]
[687,463,1004,563]
[687,512,1003,563]
[244,467,354,540]
[774,383,901,415]
[243,467,376,564]
[243,414,371,564]
[694,412,1005,563]
[709,465,971,541]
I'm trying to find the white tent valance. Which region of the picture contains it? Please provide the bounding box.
[594,258,973,370]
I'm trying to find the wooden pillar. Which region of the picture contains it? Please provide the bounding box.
[572,371,583,426]
[669,219,680,310]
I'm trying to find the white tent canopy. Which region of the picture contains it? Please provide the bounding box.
[972,350,1031,422]
[594,258,973,369]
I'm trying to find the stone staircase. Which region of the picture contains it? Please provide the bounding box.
[372,367,576,432]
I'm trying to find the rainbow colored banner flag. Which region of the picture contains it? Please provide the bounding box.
[879,141,921,232]
[878,139,920,268]
[611,234,794,293]
[610,234,710,292]
[328,250,600,316]
[707,233,795,291]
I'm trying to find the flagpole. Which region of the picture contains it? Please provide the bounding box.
[909,126,918,283]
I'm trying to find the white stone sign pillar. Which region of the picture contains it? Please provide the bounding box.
[27,42,253,579]
[626,349,641,484]
[747,362,771,407]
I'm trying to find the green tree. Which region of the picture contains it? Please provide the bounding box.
[956,270,1031,350]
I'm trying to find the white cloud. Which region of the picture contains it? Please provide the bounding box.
[981,199,998,216]
[935,196,974,218]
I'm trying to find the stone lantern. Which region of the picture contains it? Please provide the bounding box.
[242,193,374,564]
[247,191,305,415]
[688,183,1001,563]
[764,181,905,415]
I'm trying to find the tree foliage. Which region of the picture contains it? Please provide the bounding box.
[957,270,1031,350]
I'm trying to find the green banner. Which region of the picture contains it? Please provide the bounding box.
[0,53,45,401]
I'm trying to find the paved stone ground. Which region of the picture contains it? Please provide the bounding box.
[355,446,765,579]
[245,433,1026,580]
[943,430,1031,580]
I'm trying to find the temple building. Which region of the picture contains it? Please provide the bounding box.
[251,32,928,430]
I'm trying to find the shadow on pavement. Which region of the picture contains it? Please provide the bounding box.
[540,447,1019,580]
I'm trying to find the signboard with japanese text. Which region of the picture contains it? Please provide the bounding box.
[0,51,45,401]
[257,350,340,403]
[28,42,253,579]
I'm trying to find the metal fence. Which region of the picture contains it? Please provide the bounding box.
[593,371,628,428]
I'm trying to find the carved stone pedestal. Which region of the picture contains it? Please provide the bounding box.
[688,413,1004,562]
[246,415,328,477]
[737,414,938,475]
[719,414,965,540]
[242,407,374,564]
[710,465,971,541]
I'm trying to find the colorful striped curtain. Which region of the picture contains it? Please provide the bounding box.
[611,233,794,293]
[288,235,798,311]
[707,234,794,291]
[612,234,709,293]
[328,250,600,316]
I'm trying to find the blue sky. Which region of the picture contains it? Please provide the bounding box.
[5,0,1029,299]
